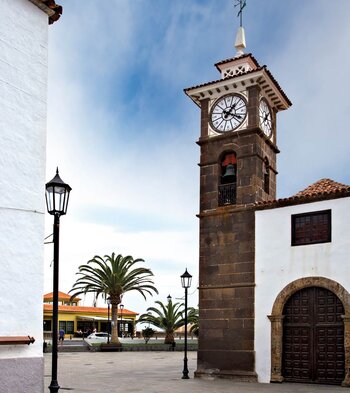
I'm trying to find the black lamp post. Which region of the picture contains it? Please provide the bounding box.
[180,268,192,379]
[167,294,172,303]
[107,297,111,344]
[46,168,71,393]
[120,304,124,337]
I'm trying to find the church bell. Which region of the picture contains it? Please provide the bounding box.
[222,163,236,178]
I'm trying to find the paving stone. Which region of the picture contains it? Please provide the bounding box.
[44,352,345,393]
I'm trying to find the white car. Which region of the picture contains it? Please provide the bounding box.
[86,332,110,343]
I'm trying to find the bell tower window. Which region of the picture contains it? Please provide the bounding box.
[218,152,237,206]
[264,158,270,194]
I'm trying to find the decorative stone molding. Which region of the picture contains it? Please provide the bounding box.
[267,315,284,382]
[0,336,35,345]
[269,276,350,386]
[222,63,252,79]
[342,315,350,387]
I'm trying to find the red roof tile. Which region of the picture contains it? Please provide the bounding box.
[184,66,261,92]
[44,291,80,301]
[256,178,350,210]
[294,178,350,197]
[43,304,138,316]
[214,53,260,70]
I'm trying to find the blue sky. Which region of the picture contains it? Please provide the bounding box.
[44,0,350,316]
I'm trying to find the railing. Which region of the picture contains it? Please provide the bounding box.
[218,183,236,206]
[0,336,35,345]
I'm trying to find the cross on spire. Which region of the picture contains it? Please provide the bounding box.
[234,0,247,28]
[234,0,247,56]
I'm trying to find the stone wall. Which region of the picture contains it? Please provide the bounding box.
[196,85,278,379]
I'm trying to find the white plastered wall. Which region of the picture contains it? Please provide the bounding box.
[255,197,350,382]
[0,0,48,360]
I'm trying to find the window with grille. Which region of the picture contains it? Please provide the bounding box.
[59,321,74,334]
[59,321,66,332]
[291,210,331,246]
[263,158,270,194]
[66,321,74,334]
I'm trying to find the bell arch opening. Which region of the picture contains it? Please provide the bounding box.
[218,151,237,206]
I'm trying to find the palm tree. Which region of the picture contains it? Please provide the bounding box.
[188,307,199,337]
[69,253,158,345]
[138,298,186,344]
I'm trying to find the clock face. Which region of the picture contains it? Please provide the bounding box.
[259,99,273,138]
[210,94,247,133]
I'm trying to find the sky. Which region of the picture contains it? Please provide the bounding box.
[44,0,350,321]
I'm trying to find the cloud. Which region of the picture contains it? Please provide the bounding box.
[264,0,350,196]
[45,0,350,317]
[44,216,199,315]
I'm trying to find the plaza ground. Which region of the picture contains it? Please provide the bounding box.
[44,351,345,393]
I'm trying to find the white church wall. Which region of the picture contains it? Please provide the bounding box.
[255,197,350,383]
[0,0,48,391]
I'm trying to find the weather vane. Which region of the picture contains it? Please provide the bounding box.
[234,0,247,28]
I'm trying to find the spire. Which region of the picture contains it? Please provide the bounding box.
[235,26,246,57]
[234,0,247,57]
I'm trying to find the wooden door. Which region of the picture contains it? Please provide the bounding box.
[282,286,344,385]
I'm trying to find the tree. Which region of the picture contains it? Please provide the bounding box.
[138,298,186,344]
[142,327,155,344]
[188,307,199,337]
[69,253,158,345]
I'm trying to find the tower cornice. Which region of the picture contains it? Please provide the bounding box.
[196,126,280,154]
[184,65,291,111]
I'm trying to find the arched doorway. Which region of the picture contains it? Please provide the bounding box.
[268,277,350,387]
[282,286,344,384]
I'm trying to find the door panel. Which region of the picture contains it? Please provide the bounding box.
[282,287,344,385]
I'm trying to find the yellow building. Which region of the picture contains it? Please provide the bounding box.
[43,291,138,338]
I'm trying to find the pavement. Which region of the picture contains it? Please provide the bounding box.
[44,351,345,393]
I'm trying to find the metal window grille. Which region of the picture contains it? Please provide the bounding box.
[218,183,237,206]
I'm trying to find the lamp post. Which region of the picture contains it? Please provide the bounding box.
[120,304,124,337]
[107,297,111,344]
[167,294,172,303]
[46,168,71,393]
[180,268,192,379]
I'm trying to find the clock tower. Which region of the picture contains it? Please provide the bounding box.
[184,19,291,380]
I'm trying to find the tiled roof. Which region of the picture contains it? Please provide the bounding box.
[214,53,260,70]
[184,66,261,92]
[184,65,291,108]
[256,178,350,209]
[44,291,80,301]
[28,0,62,24]
[294,178,350,197]
[43,304,138,316]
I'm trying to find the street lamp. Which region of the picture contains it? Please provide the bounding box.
[167,294,172,303]
[120,304,124,337]
[107,297,111,344]
[46,168,71,393]
[180,268,192,380]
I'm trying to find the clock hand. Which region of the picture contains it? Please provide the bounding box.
[223,103,238,117]
[223,109,232,119]
[222,105,243,121]
[229,102,238,111]
[224,111,241,120]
